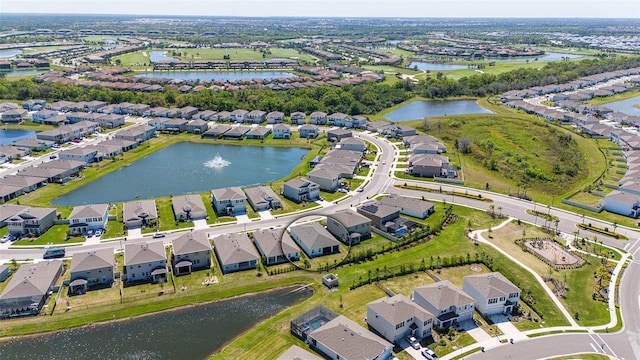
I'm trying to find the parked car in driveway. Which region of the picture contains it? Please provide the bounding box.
[422,348,438,360]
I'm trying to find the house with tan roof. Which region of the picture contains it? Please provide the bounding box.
[124,242,167,283]
[463,272,520,316]
[413,280,475,329]
[69,248,114,294]
[308,315,393,360]
[213,232,259,274]
[0,260,63,318]
[172,194,207,221]
[5,206,56,236]
[367,294,434,343]
[283,178,320,203]
[252,228,300,265]
[68,203,109,235]
[171,231,211,275]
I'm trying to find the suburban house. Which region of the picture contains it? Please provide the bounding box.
[58,147,98,163]
[337,137,366,152]
[69,248,115,295]
[12,138,52,152]
[165,118,188,133]
[213,232,259,274]
[326,209,371,245]
[5,206,56,236]
[276,345,322,360]
[283,178,320,203]
[32,109,59,123]
[266,111,285,124]
[328,112,349,127]
[122,199,158,228]
[379,195,435,219]
[244,186,282,211]
[172,194,207,221]
[1,109,28,124]
[290,222,340,258]
[224,125,250,140]
[96,114,125,128]
[67,203,109,235]
[290,112,306,125]
[246,110,267,124]
[211,187,247,216]
[124,242,168,283]
[149,117,170,130]
[0,260,63,318]
[16,167,66,185]
[245,126,271,139]
[308,315,393,360]
[307,168,340,192]
[186,119,209,134]
[357,201,400,230]
[171,231,212,275]
[327,128,352,142]
[309,111,327,125]
[22,99,46,111]
[404,135,447,154]
[413,280,475,329]
[272,124,291,139]
[408,154,454,178]
[253,228,300,265]
[603,190,640,218]
[203,124,232,139]
[114,124,156,143]
[346,115,368,129]
[298,124,319,138]
[178,106,199,119]
[0,175,46,193]
[367,294,435,343]
[230,109,249,122]
[463,272,520,316]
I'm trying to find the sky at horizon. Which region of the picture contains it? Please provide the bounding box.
[2,0,639,19]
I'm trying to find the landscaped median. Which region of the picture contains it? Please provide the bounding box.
[577,223,628,240]
[395,183,492,202]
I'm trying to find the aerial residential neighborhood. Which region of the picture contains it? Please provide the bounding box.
[0,6,638,360]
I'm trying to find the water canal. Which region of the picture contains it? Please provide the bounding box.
[0,287,312,360]
[51,142,309,206]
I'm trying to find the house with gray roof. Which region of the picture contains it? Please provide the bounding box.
[203,124,232,138]
[172,194,207,221]
[244,186,282,211]
[298,124,319,138]
[367,294,434,343]
[463,272,520,316]
[328,112,349,127]
[171,231,212,275]
[326,210,371,245]
[0,185,23,203]
[0,174,47,193]
[1,109,28,124]
[273,124,291,139]
[604,190,640,218]
[124,242,167,283]
[379,195,435,219]
[357,201,400,230]
[327,128,352,142]
[283,178,320,203]
[122,199,158,228]
[224,125,251,140]
[307,168,340,192]
[413,280,475,329]
[267,111,285,124]
[69,248,115,294]
[230,109,249,123]
[337,137,366,152]
[0,260,63,318]
[308,315,393,360]
[253,228,300,265]
[186,119,208,134]
[290,222,340,258]
[16,166,69,184]
[246,110,267,124]
[12,138,53,152]
[114,124,155,143]
[290,112,306,125]
[245,126,271,139]
[68,203,109,235]
[59,147,98,163]
[309,111,327,125]
[276,345,322,360]
[5,206,56,236]
[96,114,125,128]
[213,232,259,274]
[211,187,246,216]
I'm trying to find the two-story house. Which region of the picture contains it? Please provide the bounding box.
[283,178,320,203]
[124,242,167,283]
[67,203,109,235]
[413,280,475,329]
[463,272,520,316]
[69,248,115,294]
[367,294,435,343]
[171,232,212,275]
[211,187,247,216]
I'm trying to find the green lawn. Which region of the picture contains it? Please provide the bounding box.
[12,225,85,246]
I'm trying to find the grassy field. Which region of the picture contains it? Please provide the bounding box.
[12,225,85,246]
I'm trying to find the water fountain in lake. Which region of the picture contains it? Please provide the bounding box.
[204,153,231,169]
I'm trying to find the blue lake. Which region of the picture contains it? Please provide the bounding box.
[384,100,493,121]
[0,287,311,360]
[0,49,22,58]
[0,69,46,76]
[602,95,640,116]
[407,62,467,71]
[149,50,180,63]
[51,142,309,205]
[135,71,298,81]
[0,129,36,145]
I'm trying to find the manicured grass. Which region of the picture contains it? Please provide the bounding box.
[557,261,611,326]
[586,88,640,105]
[12,225,85,246]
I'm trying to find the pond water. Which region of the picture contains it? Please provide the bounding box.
[487,51,584,62]
[51,142,309,206]
[0,129,36,146]
[0,49,22,59]
[407,61,467,71]
[135,71,298,81]
[0,287,311,360]
[384,100,493,121]
[602,95,640,116]
[149,50,180,63]
[0,69,46,76]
